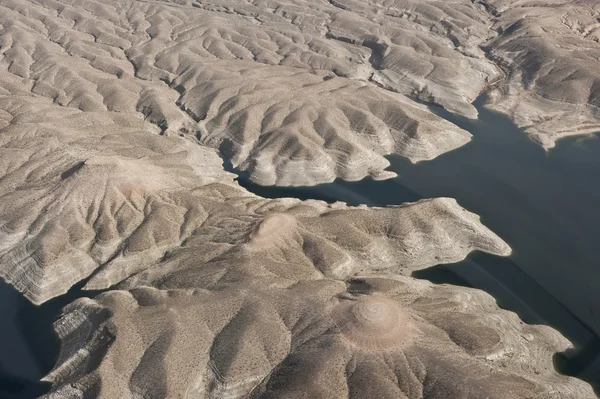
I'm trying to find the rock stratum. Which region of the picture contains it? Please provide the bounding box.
[0,0,598,397]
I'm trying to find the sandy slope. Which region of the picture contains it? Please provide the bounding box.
[0,0,481,187]
[0,0,597,397]
[0,87,510,302]
[482,0,600,148]
[43,277,593,398]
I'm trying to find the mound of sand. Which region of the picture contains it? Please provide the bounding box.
[42,276,595,398]
[330,295,414,350]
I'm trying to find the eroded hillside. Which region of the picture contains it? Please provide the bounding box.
[0,0,598,397]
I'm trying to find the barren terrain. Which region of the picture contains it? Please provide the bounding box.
[0,0,599,397]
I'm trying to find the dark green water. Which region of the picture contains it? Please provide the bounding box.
[236,95,600,392]
[1,95,599,396]
[0,281,102,398]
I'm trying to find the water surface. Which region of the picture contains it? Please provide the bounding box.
[0,281,101,398]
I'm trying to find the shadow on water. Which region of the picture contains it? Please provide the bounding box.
[415,253,600,397]
[233,94,600,393]
[222,150,422,206]
[0,280,102,398]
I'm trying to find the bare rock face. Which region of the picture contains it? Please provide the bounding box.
[1,0,599,183]
[0,7,509,303]
[175,61,472,185]
[42,277,594,398]
[483,0,600,148]
[324,0,502,118]
[0,83,234,304]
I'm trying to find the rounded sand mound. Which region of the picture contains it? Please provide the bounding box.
[41,277,596,398]
[330,295,414,350]
[248,213,298,249]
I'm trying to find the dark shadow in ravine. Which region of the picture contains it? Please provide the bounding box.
[233,94,600,393]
